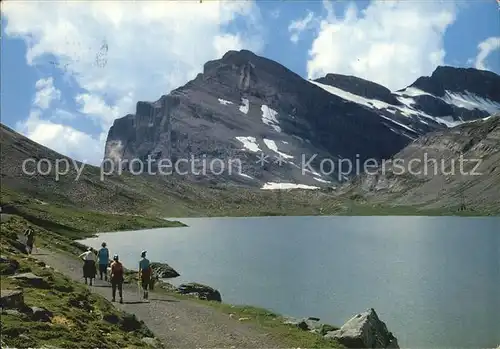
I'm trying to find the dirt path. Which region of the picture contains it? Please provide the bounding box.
[32,248,282,349]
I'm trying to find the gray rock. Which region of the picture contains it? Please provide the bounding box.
[141,337,162,348]
[9,272,49,288]
[0,255,20,275]
[2,309,23,316]
[0,289,24,309]
[29,306,53,322]
[283,318,310,331]
[150,262,180,279]
[324,308,399,348]
[284,316,337,334]
[176,282,222,302]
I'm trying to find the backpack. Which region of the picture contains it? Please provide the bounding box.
[98,248,109,263]
[112,262,124,279]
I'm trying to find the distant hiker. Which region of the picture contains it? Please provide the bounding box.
[24,226,35,254]
[97,242,110,281]
[79,247,97,286]
[110,254,124,303]
[138,250,152,299]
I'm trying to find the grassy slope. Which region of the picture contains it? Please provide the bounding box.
[0,217,158,349]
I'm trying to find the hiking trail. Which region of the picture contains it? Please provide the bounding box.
[32,248,282,349]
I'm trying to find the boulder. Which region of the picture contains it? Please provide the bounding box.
[284,317,338,334]
[29,306,53,322]
[176,283,222,302]
[9,272,48,288]
[324,308,399,348]
[284,318,310,331]
[0,289,24,309]
[150,262,180,278]
[0,255,20,275]
[141,337,162,348]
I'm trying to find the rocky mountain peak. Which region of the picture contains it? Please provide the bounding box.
[313,73,400,105]
[407,65,500,100]
[104,50,499,190]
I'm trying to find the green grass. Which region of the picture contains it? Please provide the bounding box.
[0,248,156,348]
[201,304,343,348]
[1,187,185,240]
[144,282,344,348]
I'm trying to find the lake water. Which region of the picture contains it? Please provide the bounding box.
[79,216,500,348]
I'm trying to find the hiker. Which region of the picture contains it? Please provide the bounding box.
[24,226,35,254]
[97,242,110,281]
[110,254,124,303]
[79,247,97,286]
[138,250,152,299]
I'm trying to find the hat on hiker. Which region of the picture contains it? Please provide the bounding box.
[102,242,107,247]
[113,254,119,261]
[141,250,147,257]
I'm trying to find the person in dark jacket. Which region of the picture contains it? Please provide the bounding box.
[24,226,35,254]
[79,247,97,286]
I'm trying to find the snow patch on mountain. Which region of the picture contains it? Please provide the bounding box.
[310,79,481,129]
[395,87,432,97]
[263,138,293,159]
[239,98,249,114]
[235,136,261,152]
[442,91,500,114]
[238,172,254,180]
[378,114,417,134]
[261,105,281,132]
[314,177,331,184]
[261,182,319,190]
[218,98,233,106]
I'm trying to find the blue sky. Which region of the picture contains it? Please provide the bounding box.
[1,0,499,164]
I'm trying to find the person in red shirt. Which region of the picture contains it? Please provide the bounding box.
[110,254,124,303]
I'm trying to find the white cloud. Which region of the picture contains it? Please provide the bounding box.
[288,11,316,44]
[213,34,246,58]
[50,109,76,121]
[16,110,105,166]
[3,0,263,162]
[33,77,61,109]
[302,0,457,90]
[474,36,500,71]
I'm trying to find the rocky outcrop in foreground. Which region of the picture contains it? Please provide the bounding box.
[150,262,180,278]
[176,282,222,302]
[325,309,399,348]
[285,309,399,348]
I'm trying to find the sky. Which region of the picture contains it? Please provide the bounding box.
[1,0,499,165]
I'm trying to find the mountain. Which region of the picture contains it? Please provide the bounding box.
[103,50,500,190]
[0,123,338,217]
[340,114,500,213]
[1,120,498,216]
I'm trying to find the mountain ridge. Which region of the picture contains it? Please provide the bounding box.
[104,49,500,190]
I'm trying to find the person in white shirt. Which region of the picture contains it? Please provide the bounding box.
[79,247,97,285]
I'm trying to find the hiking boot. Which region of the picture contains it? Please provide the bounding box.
[119,298,123,304]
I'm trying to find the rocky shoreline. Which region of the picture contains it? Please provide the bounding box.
[149,265,401,348]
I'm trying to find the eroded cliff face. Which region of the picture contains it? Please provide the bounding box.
[103,50,500,189]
